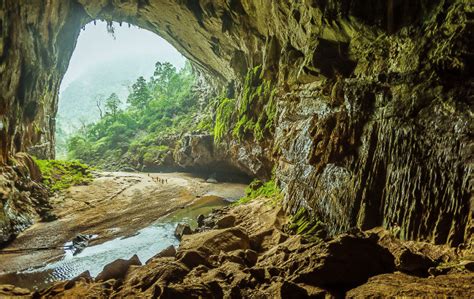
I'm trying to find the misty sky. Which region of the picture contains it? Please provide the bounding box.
[61,21,186,91]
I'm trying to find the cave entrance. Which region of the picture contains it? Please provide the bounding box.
[56,20,252,182]
[56,21,186,161]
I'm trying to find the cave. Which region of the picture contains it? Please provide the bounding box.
[0,0,472,296]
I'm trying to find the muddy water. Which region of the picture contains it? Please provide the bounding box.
[0,174,245,290]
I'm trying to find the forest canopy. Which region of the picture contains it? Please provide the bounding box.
[66,61,199,169]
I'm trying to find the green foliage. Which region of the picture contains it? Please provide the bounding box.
[66,61,197,169]
[288,207,327,242]
[196,114,214,132]
[56,55,161,157]
[232,65,277,142]
[234,179,282,206]
[211,65,277,144]
[65,62,276,169]
[34,159,93,192]
[127,76,152,109]
[214,97,236,143]
[105,93,121,116]
[143,145,170,165]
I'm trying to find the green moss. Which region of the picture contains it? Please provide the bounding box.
[196,114,214,132]
[33,122,42,135]
[214,97,236,143]
[208,65,277,145]
[34,158,93,192]
[233,179,282,206]
[233,65,277,142]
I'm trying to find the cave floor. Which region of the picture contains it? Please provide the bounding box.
[0,172,245,274]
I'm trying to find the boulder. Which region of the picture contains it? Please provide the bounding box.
[146,245,176,264]
[95,254,142,282]
[215,215,236,229]
[178,250,210,269]
[264,281,310,299]
[397,248,437,276]
[346,272,474,298]
[179,228,250,257]
[197,214,205,227]
[174,223,192,240]
[120,258,189,294]
[257,233,395,290]
[64,271,93,290]
[71,234,92,255]
[369,228,446,276]
[206,177,218,183]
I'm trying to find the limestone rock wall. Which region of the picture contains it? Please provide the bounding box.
[272,1,473,245]
[0,0,472,245]
[0,153,51,243]
[0,0,85,162]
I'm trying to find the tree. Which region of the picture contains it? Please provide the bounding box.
[127,76,151,109]
[151,62,177,98]
[95,94,105,118]
[105,93,121,116]
[66,59,197,169]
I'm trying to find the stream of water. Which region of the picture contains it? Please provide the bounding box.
[0,194,236,290]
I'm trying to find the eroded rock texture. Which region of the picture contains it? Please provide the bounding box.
[1,197,472,298]
[0,153,51,243]
[0,0,472,245]
[273,1,473,246]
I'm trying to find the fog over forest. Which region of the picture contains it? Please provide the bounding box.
[56,21,186,156]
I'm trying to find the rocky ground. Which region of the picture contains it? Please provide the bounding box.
[1,196,472,298]
[0,172,244,274]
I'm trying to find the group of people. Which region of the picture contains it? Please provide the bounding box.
[148,174,168,184]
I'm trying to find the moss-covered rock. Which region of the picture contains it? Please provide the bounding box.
[234,179,282,206]
[34,159,93,192]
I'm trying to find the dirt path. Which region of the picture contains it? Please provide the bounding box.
[0,172,246,273]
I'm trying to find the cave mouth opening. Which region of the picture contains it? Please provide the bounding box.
[54,20,253,184]
[55,20,188,166]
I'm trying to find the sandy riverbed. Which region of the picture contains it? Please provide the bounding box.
[0,172,246,274]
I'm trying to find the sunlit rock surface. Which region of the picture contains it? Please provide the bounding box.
[0,0,472,246]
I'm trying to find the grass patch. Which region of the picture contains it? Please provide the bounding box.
[34,159,93,192]
[234,179,282,206]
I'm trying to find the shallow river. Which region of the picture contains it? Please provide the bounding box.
[0,174,245,290]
